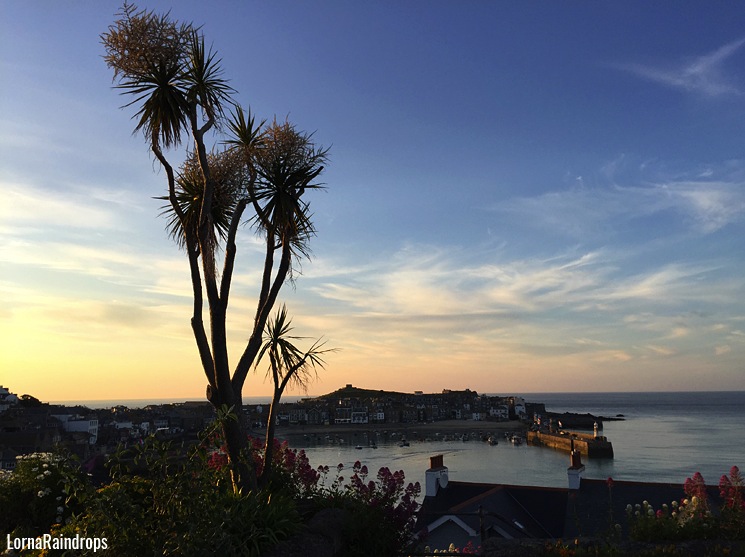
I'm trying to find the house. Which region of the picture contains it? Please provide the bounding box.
[334,407,352,424]
[417,452,720,551]
[489,405,509,420]
[0,386,19,414]
[51,414,99,444]
[0,447,19,470]
[351,407,368,424]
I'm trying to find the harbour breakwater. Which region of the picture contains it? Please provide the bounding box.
[526,430,614,459]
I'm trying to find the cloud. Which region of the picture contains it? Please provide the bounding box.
[620,38,745,97]
[298,238,743,371]
[663,181,745,233]
[494,178,745,237]
[1,181,121,230]
[621,39,745,97]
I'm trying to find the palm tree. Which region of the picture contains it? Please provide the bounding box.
[226,114,330,402]
[256,305,333,488]
[102,5,331,494]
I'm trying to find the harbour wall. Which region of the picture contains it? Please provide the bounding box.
[526,430,614,459]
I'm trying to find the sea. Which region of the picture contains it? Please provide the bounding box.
[286,391,745,490]
[55,391,744,490]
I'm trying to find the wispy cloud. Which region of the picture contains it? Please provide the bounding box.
[1,181,121,230]
[296,240,741,370]
[620,38,745,97]
[495,178,745,237]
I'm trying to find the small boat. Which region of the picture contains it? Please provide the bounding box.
[487,436,498,446]
[398,439,410,447]
[355,445,363,450]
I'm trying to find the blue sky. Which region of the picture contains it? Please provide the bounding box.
[2,1,744,401]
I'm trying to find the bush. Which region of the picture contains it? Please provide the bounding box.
[43,438,300,556]
[314,460,422,555]
[0,452,87,539]
[2,432,423,557]
[627,467,745,542]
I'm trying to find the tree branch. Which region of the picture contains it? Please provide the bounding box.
[152,141,215,390]
[219,198,247,304]
[232,240,292,394]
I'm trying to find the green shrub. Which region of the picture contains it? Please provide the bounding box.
[43,438,300,556]
[0,452,87,539]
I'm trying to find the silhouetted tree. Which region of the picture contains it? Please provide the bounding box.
[101,3,330,493]
[256,304,333,488]
[18,394,43,408]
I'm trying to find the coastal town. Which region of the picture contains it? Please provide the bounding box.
[0,383,617,472]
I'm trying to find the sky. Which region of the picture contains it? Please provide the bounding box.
[1,1,745,402]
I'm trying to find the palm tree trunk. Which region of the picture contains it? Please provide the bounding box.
[222,398,257,493]
[259,389,281,489]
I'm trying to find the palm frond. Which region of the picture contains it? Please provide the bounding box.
[117,60,189,149]
[183,31,235,123]
[157,148,248,249]
[255,304,335,393]
[247,119,328,264]
[225,106,266,158]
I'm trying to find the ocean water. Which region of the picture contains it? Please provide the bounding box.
[291,391,745,490]
[49,396,303,408]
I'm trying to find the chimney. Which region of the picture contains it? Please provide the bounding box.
[425,454,449,497]
[567,439,585,490]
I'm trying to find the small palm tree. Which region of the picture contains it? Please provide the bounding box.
[256,304,333,487]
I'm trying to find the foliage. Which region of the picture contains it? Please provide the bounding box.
[44,437,300,556]
[421,541,482,554]
[205,433,423,556]
[314,460,422,555]
[627,468,745,542]
[0,452,88,539]
[204,431,322,499]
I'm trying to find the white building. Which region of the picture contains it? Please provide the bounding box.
[0,386,18,414]
[489,405,509,420]
[52,414,99,445]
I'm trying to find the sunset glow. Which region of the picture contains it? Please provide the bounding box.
[2,2,744,402]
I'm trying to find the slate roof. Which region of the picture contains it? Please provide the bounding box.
[418,467,722,545]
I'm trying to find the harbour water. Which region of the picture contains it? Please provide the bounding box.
[291,391,745,489]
